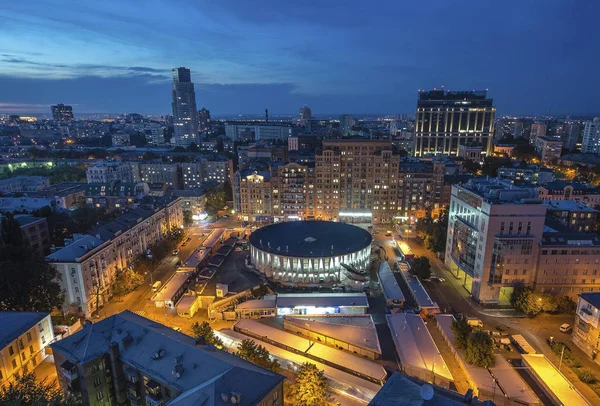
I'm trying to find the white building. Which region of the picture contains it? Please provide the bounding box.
[0,176,49,193]
[0,312,54,387]
[86,161,135,184]
[145,123,165,145]
[581,118,600,155]
[225,124,301,141]
[340,114,353,136]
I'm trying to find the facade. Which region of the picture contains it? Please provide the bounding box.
[51,311,284,406]
[315,139,400,223]
[582,118,600,155]
[111,132,130,147]
[202,157,233,184]
[271,162,315,221]
[535,136,562,163]
[84,182,149,212]
[497,166,554,185]
[445,179,546,303]
[172,67,199,146]
[572,292,600,365]
[397,159,445,220]
[86,161,135,184]
[562,121,581,151]
[181,161,203,189]
[0,312,54,388]
[529,123,547,144]
[138,163,182,189]
[249,221,372,286]
[544,200,597,232]
[299,105,312,120]
[51,103,74,122]
[144,123,165,145]
[225,124,301,141]
[414,90,496,157]
[0,176,49,193]
[339,114,353,135]
[537,181,600,207]
[197,107,211,133]
[34,182,86,209]
[14,215,50,255]
[493,144,516,155]
[234,170,272,222]
[457,143,482,161]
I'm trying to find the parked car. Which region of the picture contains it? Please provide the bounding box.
[559,323,572,333]
[172,249,179,255]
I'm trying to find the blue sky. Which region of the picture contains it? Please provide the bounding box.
[1,1,598,115]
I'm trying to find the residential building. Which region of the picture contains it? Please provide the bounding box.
[0,312,54,388]
[86,161,135,184]
[111,132,130,147]
[200,141,218,153]
[181,161,203,189]
[14,215,50,255]
[544,200,597,232]
[51,311,284,406]
[562,121,581,151]
[168,188,211,216]
[557,153,600,168]
[234,170,272,222]
[582,118,600,155]
[202,157,233,184]
[225,124,301,141]
[271,162,315,221]
[144,123,165,145]
[497,166,554,185]
[0,196,53,212]
[529,123,547,144]
[197,107,211,133]
[537,181,600,207]
[84,182,149,212]
[138,163,182,189]
[572,292,600,365]
[445,179,546,303]
[34,182,86,209]
[0,176,50,193]
[237,144,287,169]
[172,67,199,146]
[315,139,400,223]
[288,134,321,152]
[535,136,562,163]
[339,114,353,136]
[397,159,445,220]
[51,103,74,122]
[414,90,496,157]
[457,143,482,161]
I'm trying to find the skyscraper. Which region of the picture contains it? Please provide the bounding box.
[413,89,496,157]
[529,123,547,145]
[172,67,199,146]
[197,107,211,133]
[299,105,312,120]
[51,103,74,122]
[339,114,353,136]
[582,118,600,155]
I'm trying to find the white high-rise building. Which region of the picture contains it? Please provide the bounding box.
[340,114,353,136]
[172,67,199,146]
[581,118,600,155]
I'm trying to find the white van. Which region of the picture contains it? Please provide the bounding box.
[152,281,162,293]
[466,317,483,328]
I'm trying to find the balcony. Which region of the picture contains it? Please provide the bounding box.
[127,391,141,405]
[579,308,597,325]
[145,391,164,406]
[60,360,78,381]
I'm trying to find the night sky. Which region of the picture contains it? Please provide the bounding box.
[1,1,598,116]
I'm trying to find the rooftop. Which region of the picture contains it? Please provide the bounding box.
[580,292,600,309]
[378,261,405,303]
[539,180,600,193]
[51,311,284,404]
[0,311,49,349]
[249,221,372,258]
[276,292,369,308]
[544,200,597,212]
[14,214,45,227]
[90,207,156,241]
[540,232,600,247]
[46,235,106,262]
[457,178,540,204]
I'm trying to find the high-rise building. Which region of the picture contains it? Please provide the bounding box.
[197,107,211,133]
[581,118,600,155]
[397,159,446,220]
[413,90,496,157]
[299,105,312,120]
[172,67,199,146]
[529,123,547,145]
[535,136,562,163]
[51,103,74,122]
[561,121,581,151]
[339,114,353,136]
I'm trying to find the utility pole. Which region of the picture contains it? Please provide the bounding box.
[559,345,565,372]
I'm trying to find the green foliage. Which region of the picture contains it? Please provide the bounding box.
[511,143,539,161]
[0,165,87,184]
[235,339,279,372]
[511,286,574,316]
[51,312,80,327]
[577,369,597,384]
[464,330,495,368]
[463,159,481,174]
[183,210,193,226]
[286,363,331,406]
[0,371,81,405]
[191,321,224,348]
[0,244,64,312]
[143,151,160,160]
[1,213,24,246]
[481,156,513,177]
[111,270,144,298]
[451,315,473,350]
[556,295,577,313]
[186,142,199,153]
[205,186,227,216]
[415,208,448,255]
[410,256,431,280]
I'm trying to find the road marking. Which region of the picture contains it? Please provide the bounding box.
[132,310,147,318]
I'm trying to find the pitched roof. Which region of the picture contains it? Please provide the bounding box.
[0,311,49,348]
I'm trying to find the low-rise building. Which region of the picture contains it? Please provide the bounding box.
[84,181,149,212]
[51,311,284,406]
[457,143,482,161]
[0,176,50,193]
[497,166,554,185]
[543,200,597,232]
[0,312,54,388]
[34,182,86,209]
[14,214,50,255]
[572,292,600,365]
[138,162,182,189]
[86,161,135,184]
[538,181,600,207]
[0,196,53,212]
[493,143,516,155]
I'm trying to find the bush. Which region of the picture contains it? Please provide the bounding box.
[577,369,597,384]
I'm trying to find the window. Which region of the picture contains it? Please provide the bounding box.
[38,323,44,332]
[12,359,17,369]
[92,364,100,373]
[27,332,32,342]
[9,346,14,356]
[21,353,26,361]
[93,377,102,387]
[29,346,34,356]
[96,391,104,401]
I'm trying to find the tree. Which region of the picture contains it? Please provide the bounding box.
[235,339,279,372]
[286,363,330,406]
[0,244,64,312]
[410,256,431,280]
[0,371,80,405]
[481,156,512,177]
[191,321,223,348]
[143,151,160,160]
[463,159,481,174]
[111,270,144,298]
[183,210,193,226]
[464,330,494,368]
[511,143,539,161]
[186,142,199,153]
[556,295,576,314]
[1,213,24,246]
[451,315,473,350]
[205,186,227,216]
[511,286,542,317]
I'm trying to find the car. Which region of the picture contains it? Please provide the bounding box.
[181,242,187,247]
[223,215,229,218]
[242,221,249,227]
[172,249,179,255]
[560,323,572,333]
[173,327,183,333]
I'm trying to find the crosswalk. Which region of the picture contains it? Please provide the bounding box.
[132,310,147,318]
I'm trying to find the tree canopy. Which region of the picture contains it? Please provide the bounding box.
[511,286,575,317]
[191,321,223,348]
[451,315,473,350]
[286,363,330,406]
[0,371,80,405]
[464,330,494,368]
[235,339,279,372]
[410,256,431,280]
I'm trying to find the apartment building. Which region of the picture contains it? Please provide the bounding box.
[397,159,445,220]
[0,312,54,388]
[233,170,273,222]
[86,161,135,184]
[84,182,149,212]
[544,200,597,232]
[497,166,554,185]
[538,181,600,207]
[572,292,600,365]
[51,311,284,406]
[0,176,49,193]
[445,179,546,303]
[181,161,203,189]
[315,139,400,223]
[535,136,562,163]
[14,215,50,256]
[138,163,182,189]
[202,157,233,184]
[271,162,315,221]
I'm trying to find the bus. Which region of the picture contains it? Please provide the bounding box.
[396,240,415,261]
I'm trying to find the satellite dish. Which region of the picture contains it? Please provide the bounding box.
[420,384,434,401]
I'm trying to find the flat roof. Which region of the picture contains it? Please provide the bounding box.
[236,299,277,310]
[46,235,106,263]
[378,261,405,303]
[579,292,600,309]
[284,315,382,354]
[234,319,310,353]
[387,314,453,382]
[0,312,49,349]
[175,295,199,311]
[522,354,590,406]
[202,228,225,249]
[490,354,538,405]
[544,200,597,212]
[400,270,437,309]
[276,293,369,309]
[180,247,210,270]
[249,221,372,258]
[152,271,192,302]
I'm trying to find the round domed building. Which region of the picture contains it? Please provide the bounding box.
[249,221,372,286]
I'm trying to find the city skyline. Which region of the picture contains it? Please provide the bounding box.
[1,1,599,115]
